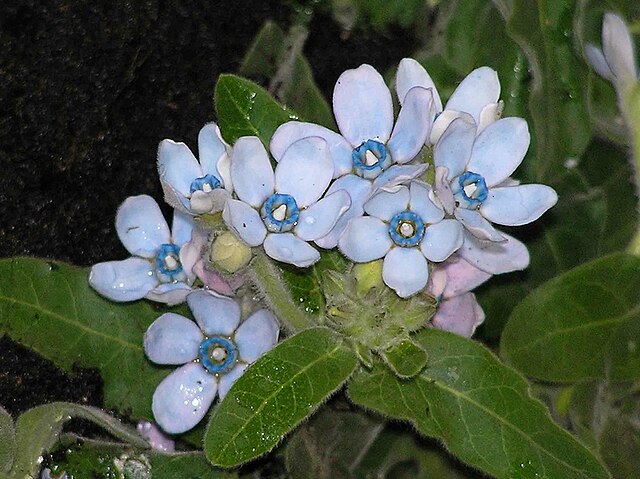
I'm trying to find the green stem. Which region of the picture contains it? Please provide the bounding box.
[249,251,314,332]
[621,82,640,255]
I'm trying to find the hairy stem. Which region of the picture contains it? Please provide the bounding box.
[249,250,314,332]
[622,83,640,255]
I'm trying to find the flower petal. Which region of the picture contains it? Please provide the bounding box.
[410,181,445,224]
[434,116,476,178]
[372,163,428,193]
[222,199,267,247]
[445,66,500,124]
[89,257,156,302]
[436,256,492,299]
[235,309,280,363]
[179,227,207,283]
[364,186,410,222]
[296,190,351,241]
[458,230,530,275]
[382,247,429,298]
[146,282,192,306]
[171,210,194,247]
[431,292,485,338]
[387,86,434,164]
[480,184,558,226]
[421,219,463,262]
[275,136,333,207]
[338,216,392,263]
[270,121,353,177]
[477,101,503,134]
[316,175,373,249]
[157,140,202,197]
[116,195,170,258]
[429,110,473,145]
[198,122,228,179]
[602,12,637,87]
[263,233,320,267]
[585,44,614,81]
[230,136,274,207]
[144,313,203,365]
[333,64,394,146]
[396,58,443,111]
[467,117,530,187]
[152,362,217,434]
[187,290,241,336]
[434,166,455,215]
[218,363,248,400]
[454,208,505,242]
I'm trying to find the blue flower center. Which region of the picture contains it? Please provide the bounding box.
[388,211,426,247]
[451,171,488,209]
[199,336,237,374]
[260,193,299,233]
[352,140,392,179]
[189,174,222,195]
[155,243,183,280]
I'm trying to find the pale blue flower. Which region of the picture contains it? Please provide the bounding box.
[223,136,351,267]
[270,63,435,248]
[144,290,279,434]
[89,195,199,305]
[396,58,503,144]
[158,123,232,215]
[586,12,638,92]
[338,181,463,298]
[432,116,558,253]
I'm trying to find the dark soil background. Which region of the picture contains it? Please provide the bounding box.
[0,1,415,419]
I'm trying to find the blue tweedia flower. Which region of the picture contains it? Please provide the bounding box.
[430,116,557,275]
[396,58,504,145]
[269,63,436,249]
[89,195,199,305]
[144,290,279,434]
[158,123,232,215]
[338,181,464,298]
[222,136,351,267]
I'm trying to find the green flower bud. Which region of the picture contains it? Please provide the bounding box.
[209,231,252,273]
[353,260,383,296]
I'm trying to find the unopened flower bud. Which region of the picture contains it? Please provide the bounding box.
[353,260,383,296]
[209,231,251,273]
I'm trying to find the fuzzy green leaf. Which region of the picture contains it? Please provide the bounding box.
[0,258,172,418]
[349,328,610,479]
[214,74,297,146]
[0,406,15,474]
[8,402,148,478]
[381,339,428,379]
[204,327,357,468]
[501,253,640,382]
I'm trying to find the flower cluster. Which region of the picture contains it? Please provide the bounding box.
[88,58,557,433]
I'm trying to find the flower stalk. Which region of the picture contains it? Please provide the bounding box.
[248,250,315,332]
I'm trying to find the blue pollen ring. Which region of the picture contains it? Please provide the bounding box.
[155,243,183,276]
[189,174,222,194]
[261,193,299,233]
[452,171,488,209]
[352,139,392,179]
[199,337,237,374]
[388,211,426,247]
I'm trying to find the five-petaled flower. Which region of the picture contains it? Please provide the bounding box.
[339,181,463,298]
[223,135,351,267]
[144,290,279,434]
[431,116,557,274]
[158,123,232,215]
[89,195,200,305]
